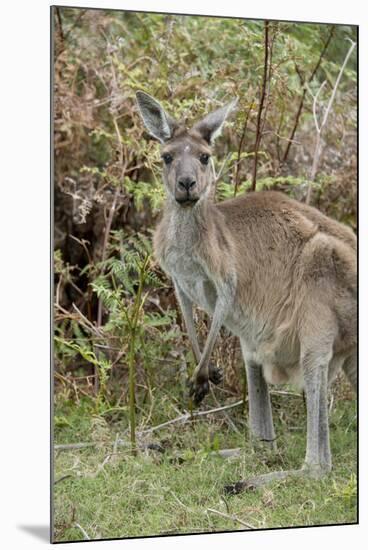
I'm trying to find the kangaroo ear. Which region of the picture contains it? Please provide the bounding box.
[136,91,178,143]
[192,98,238,144]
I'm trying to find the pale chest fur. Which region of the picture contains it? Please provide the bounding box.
[154,207,219,314]
[159,239,218,315]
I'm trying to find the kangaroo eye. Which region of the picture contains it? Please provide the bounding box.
[200,153,210,165]
[162,153,173,165]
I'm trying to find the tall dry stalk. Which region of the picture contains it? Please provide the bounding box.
[251,21,270,191]
[126,253,151,455]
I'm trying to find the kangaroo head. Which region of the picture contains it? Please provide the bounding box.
[136,91,237,207]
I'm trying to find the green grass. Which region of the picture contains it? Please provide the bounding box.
[53,385,357,542]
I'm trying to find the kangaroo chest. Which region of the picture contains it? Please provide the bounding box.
[161,244,218,314]
[155,210,220,314]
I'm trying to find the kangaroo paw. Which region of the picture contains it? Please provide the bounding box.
[188,376,209,405]
[209,364,223,385]
[224,469,302,495]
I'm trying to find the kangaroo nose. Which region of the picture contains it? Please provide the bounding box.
[178,177,196,191]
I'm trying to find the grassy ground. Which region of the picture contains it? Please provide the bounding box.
[53,379,357,542]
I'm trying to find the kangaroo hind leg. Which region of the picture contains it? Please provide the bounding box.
[240,339,276,448]
[224,322,335,495]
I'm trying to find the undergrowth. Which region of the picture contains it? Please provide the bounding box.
[53,377,357,541]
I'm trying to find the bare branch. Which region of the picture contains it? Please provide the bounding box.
[72,303,104,338]
[234,98,255,196]
[55,442,96,451]
[206,508,255,529]
[209,447,243,458]
[309,26,335,83]
[54,474,73,485]
[270,389,302,398]
[320,40,356,130]
[96,186,120,330]
[213,152,232,183]
[306,40,356,204]
[311,80,327,134]
[282,26,335,163]
[251,20,270,191]
[138,399,244,435]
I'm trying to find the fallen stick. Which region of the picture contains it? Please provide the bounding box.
[209,447,243,458]
[270,389,302,398]
[54,400,244,451]
[54,442,96,451]
[206,507,255,529]
[54,474,73,484]
[137,400,244,435]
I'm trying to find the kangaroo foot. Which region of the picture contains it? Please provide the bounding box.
[188,376,209,405]
[301,461,332,478]
[188,365,222,405]
[250,435,278,453]
[224,469,302,495]
[208,363,223,385]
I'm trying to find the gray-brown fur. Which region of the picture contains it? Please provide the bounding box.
[136,91,357,490]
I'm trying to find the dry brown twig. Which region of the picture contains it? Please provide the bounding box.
[206,507,255,529]
[251,20,270,191]
[138,399,244,435]
[233,98,254,196]
[282,26,335,164]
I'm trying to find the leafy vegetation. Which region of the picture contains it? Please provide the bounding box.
[53,6,357,542]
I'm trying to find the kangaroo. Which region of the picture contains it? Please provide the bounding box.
[136,91,357,491]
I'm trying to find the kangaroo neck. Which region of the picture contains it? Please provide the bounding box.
[164,196,218,245]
